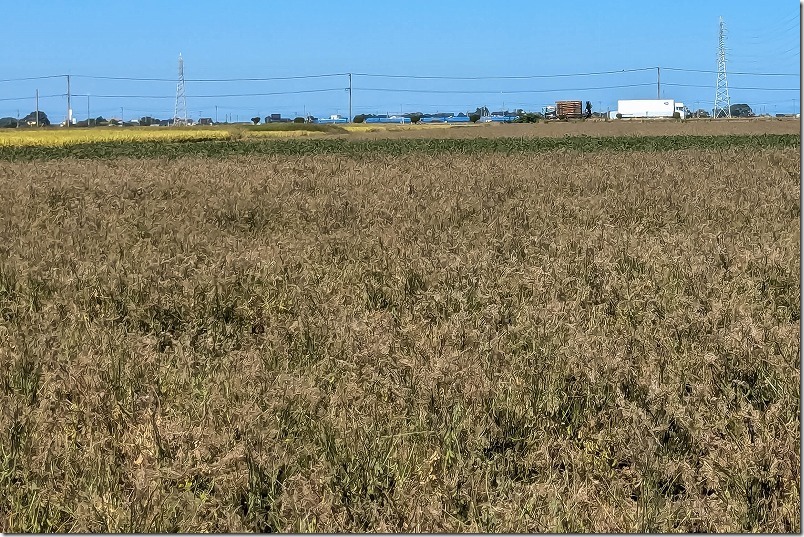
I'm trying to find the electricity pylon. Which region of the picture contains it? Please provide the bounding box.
[174,53,188,126]
[714,17,731,119]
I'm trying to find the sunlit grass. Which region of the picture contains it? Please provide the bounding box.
[0,127,232,147]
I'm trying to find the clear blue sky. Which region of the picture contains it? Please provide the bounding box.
[1,1,799,121]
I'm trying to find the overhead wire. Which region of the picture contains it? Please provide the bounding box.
[663,67,798,76]
[71,73,349,82]
[69,88,346,99]
[0,75,66,83]
[663,83,799,91]
[1,65,800,117]
[350,68,655,80]
[354,83,655,94]
[0,93,64,102]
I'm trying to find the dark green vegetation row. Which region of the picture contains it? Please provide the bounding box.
[1,134,799,161]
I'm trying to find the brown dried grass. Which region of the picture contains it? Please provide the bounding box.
[343,118,800,140]
[0,147,799,532]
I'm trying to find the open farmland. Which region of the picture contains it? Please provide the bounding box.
[341,118,800,140]
[0,127,232,147]
[0,117,798,149]
[0,136,800,532]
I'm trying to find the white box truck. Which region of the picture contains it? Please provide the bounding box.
[616,99,686,119]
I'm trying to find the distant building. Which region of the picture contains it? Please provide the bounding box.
[265,113,291,123]
[315,115,348,124]
[199,118,213,125]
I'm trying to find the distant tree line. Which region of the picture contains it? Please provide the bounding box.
[0,102,766,129]
[353,111,469,123]
[0,111,50,128]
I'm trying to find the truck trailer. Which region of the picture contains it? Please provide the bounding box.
[556,100,583,119]
[614,99,686,119]
[543,100,583,120]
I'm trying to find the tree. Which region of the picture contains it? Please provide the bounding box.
[729,103,754,118]
[409,113,423,124]
[353,114,366,123]
[469,113,481,123]
[584,101,592,119]
[0,117,17,128]
[22,111,50,126]
[473,106,490,117]
[693,109,711,118]
[293,117,305,123]
[251,116,260,125]
[515,112,542,123]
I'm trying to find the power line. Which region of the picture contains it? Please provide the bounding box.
[69,88,346,99]
[350,68,655,80]
[665,83,799,91]
[663,67,798,76]
[0,75,66,83]
[71,73,349,82]
[742,15,800,41]
[11,67,657,83]
[0,94,64,102]
[0,66,799,86]
[354,83,655,94]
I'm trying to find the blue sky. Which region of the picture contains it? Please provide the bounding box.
[1,1,799,121]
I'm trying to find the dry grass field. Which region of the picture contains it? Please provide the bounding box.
[0,140,800,531]
[341,118,801,140]
[0,117,797,148]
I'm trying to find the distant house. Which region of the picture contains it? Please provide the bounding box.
[315,114,348,124]
[265,113,291,123]
[199,118,213,125]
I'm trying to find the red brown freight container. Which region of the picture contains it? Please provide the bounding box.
[555,100,583,119]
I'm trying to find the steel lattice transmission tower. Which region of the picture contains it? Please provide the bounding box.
[173,53,188,126]
[714,17,731,118]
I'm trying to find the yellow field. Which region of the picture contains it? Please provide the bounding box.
[0,127,231,147]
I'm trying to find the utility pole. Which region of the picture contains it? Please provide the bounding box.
[348,72,352,122]
[66,74,71,128]
[35,89,39,127]
[215,105,218,123]
[121,107,124,124]
[87,95,90,126]
[657,67,660,99]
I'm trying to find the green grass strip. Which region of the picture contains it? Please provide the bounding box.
[0,134,798,161]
